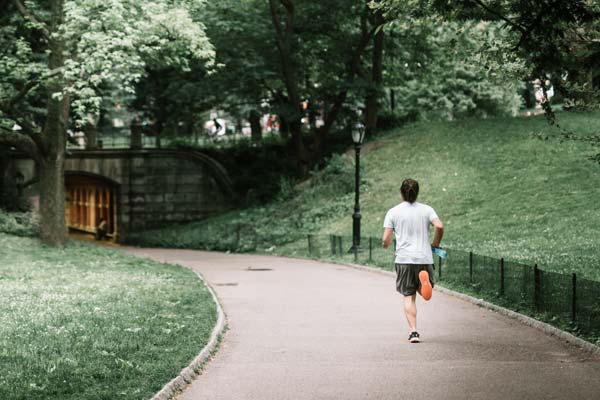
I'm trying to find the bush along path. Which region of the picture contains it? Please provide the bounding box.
[0,233,218,400]
[122,248,600,400]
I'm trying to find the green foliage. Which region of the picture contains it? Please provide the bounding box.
[384,19,523,121]
[0,210,38,237]
[276,176,298,202]
[170,129,357,204]
[128,152,357,251]
[376,0,600,158]
[0,0,215,130]
[376,108,419,131]
[0,233,217,400]
[309,153,355,196]
[199,141,297,204]
[129,112,600,281]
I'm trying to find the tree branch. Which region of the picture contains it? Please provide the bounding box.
[0,127,41,163]
[0,79,39,111]
[11,0,50,38]
[269,0,285,51]
[511,10,547,52]
[470,0,526,34]
[0,79,45,153]
[280,0,294,50]
[318,11,377,135]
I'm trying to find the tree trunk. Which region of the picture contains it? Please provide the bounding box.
[249,110,262,141]
[235,117,243,136]
[289,119,308,176]
[269,0,309,176]
[38,0,69,246]
[0,152,8,205]
[365,10,384,137]
[38,154,66,245]
[279,115,290,139]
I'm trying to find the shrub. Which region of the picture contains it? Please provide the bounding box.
[310,153,355,195]
[0,210,39,237]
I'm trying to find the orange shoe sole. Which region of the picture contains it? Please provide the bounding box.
[419,270,432,301]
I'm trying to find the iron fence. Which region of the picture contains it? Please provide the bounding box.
[305,234,599,341]
[127,227,599,342]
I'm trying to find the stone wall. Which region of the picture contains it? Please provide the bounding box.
[4,149,234,241]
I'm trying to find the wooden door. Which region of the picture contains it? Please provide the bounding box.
[65,175,117,238]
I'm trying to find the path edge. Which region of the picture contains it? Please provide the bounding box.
[151,267,227,400]
[318,258,600,356]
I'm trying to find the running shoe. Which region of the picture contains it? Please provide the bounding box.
[419,270,432,301]
[408,331,420,343]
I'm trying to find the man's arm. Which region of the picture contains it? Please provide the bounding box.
[431,218,444,248]
[382,227,393,249]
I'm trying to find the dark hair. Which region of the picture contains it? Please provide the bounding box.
[400,178,419,203]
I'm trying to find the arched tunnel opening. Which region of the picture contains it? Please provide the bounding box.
[65,173,119,240]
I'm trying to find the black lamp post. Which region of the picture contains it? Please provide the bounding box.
[351,122,365,252]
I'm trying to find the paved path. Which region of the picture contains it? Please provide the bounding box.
[124,249,600,400]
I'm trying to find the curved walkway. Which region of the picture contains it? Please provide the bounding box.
[124,248,600,400]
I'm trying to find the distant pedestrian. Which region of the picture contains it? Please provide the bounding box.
[96,218,108,240]
[213,118,223,135]
[382,178,444,343]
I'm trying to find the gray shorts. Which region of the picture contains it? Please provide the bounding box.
[395,264,435,296]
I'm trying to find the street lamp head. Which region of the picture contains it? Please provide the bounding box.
[352,122,365,144]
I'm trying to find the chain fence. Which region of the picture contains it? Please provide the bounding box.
[304,234,599,343]
[127,227,599,343]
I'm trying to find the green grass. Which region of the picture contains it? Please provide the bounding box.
[128,111,600,280]
[0,233,217,400]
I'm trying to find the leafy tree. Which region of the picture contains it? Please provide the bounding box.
[267,0,387,175]
[376,0,600,158]
[132,0,277,143]
[134,0,384,176]
[0,0,214,246]
[383,18,523,122]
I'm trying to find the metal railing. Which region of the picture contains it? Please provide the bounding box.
[307,234,599,340]
[126,227,599,342]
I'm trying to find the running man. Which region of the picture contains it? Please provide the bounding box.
[382,178,444,343]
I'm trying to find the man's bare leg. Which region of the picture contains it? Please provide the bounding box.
[403,294,417,332]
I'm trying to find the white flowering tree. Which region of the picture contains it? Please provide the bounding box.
[0,0,214,246]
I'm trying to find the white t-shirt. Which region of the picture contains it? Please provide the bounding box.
[383,201,439,265]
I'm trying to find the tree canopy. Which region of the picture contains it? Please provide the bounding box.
[2,0,599,247]
[0,0,215,245]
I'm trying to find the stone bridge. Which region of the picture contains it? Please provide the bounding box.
[4,149,235,241]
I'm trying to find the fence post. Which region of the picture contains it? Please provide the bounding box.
[572,273,577,324]
[500,258,505,296]
[331,235,336,256]
[235,224,241,249]
[438,255,442,280]
[368,237,373,262]
[469,251,473,283]
[307,234,313,256]
[534,264,541,311]
[338,236,343,256]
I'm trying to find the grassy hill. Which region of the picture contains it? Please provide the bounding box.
[129,112,600,280]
